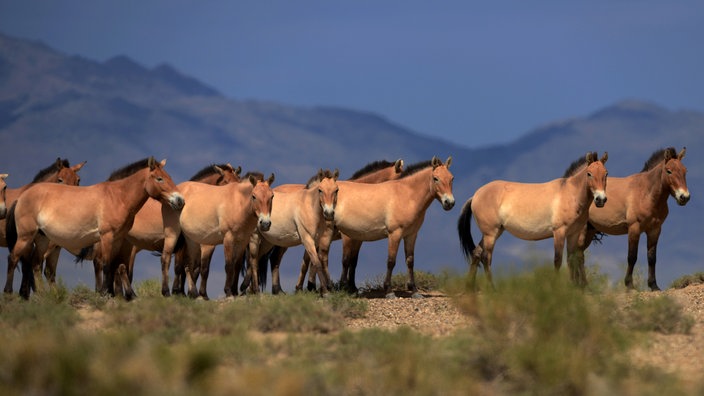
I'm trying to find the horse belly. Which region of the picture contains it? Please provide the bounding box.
[501,206,554,241]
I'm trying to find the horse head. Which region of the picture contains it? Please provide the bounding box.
[249,173,275,231]
[664,147,690,206]
[55,158,86,185]
[0,173,8,219]
[215,163,242,185]
[146,157,185,210]
[317,169,339,221]
[586,152,609,207]
[431,156,455,211]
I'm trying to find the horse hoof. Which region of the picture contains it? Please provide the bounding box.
[162,289,171,297]
[385,292,397,299]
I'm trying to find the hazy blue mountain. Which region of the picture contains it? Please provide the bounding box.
[0,32,701,296]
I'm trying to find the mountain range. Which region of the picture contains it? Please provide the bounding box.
[0,32,701,296]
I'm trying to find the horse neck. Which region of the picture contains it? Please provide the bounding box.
[194,174,222,185]
[235,182,257,217]
[353,168,396,184]
[565,168,594,208]
[397,167,435,209]
[642,162,670,204]
[108,169,152,215]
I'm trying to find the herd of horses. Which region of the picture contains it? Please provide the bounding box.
[0,146,690,301]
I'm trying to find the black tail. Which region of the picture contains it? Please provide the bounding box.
[6,203,17,252]
[589,223,607,245]
[457,198,477,259]
[74,246,94,264]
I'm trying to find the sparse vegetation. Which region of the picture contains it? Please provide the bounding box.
[671,272,704,289]
[0,268,700,395]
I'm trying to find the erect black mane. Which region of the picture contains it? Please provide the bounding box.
[32,158,70,183]
[243,171,264,182]
[189,163,232,181]
[398,160,433,179]
[641,147,677,172]
[562,152,597,178]
[305,169,336,189]
[349,160,395,180]
[107,158,151,181]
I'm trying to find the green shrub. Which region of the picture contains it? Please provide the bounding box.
[624,295,694,335]
[670,272,704,289]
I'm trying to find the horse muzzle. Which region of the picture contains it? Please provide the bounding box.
[168,193,186,211]
[675,190,690,206]
[258,216,272,232]
[322,204,335,221]
[441,195,455,211]
[593,191,607,208]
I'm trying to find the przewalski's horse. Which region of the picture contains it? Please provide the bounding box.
[244,169,339,296]
[178,173,275,299]
[2,159,86,293]
[580,147,689,291]
[6,157,184,299]
[0,174,8,219]
[241,159,404,294]
[458,152,608,290]
[320,157,454,298]
[61,164,242,297]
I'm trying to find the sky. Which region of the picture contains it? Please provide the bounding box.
[1,1,704,148]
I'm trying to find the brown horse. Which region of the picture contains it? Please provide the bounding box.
[52,163,242,296]
[244,169,339,296]
[581,147,689,291]
[6,157,184,299]
[2,159,86,293]
[178,173,275,299]
[458,152,608,289]
[0,173,8,219]
[242,159,405,294]
[319,157,455,298]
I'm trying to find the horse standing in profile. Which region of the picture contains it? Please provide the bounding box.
[580,147,689,291]
[458,152,608,289]
[244,169,339,296]
[320,156,455,298]
[64,164,242,297]
[2,158,86,293]
[244,159,404,295]
[177,173,275,299]
[6,157,184,299]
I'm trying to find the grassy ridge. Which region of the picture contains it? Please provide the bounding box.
[0,268,700,395]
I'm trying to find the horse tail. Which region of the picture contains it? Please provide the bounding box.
[74,246,94,264]
[5,202,17,252]
[457,197,477,259]
[259,246,275,292]
[588,223,607,245]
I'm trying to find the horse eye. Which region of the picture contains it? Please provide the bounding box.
[251,195,256,201]
[156,177,164,183]
[666,169,672,175]
[433,177,439,183]
[58,178,64,184]
[587,172,592,178]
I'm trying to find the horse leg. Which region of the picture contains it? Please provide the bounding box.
[566,232,587,288]
[295,250,310,292]
[341,236,363,294]
[479,233,499,290]
[403,232,422,298]
[383,232,402,299]
[127,243,138,283]
[199,244,216,300]
[646,229,662,291]
[269,245,287,294]
[43,245,61,285]
[301,234,327,296]
[172,240,189,296]
[240,233,260,294]
[183,240,200,299]
[624,228,641,290]
[28,236,50,291]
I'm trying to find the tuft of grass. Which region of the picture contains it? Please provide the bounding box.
[670,272,704,289]
[624,295,694,335]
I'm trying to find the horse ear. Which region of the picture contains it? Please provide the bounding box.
[148,156,156,170]
[445,156,452,168]
[72,161,87,172]
[333,169,340,180]
[248,174,258,186]
[395,159,404,173]
[55,158,64,168]
[585,152,594,164]
[267,173,276,186]
[431,156,440,168]
[213,165,225,176]
[234,165,242,175]
[0,173,7,180]
[600,152,608,164]
[678,147,686,160]
[160,159,167,167]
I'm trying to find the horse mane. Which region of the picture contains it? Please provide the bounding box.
[562,152,597,178]
[398,160,433,179]
[641,147,677,172]
[107,158,151,181]
[243,171,264,182]
[349,160,395,180]
[189,164,231,181]
[32,158,70,183]
[305,169,336,189]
